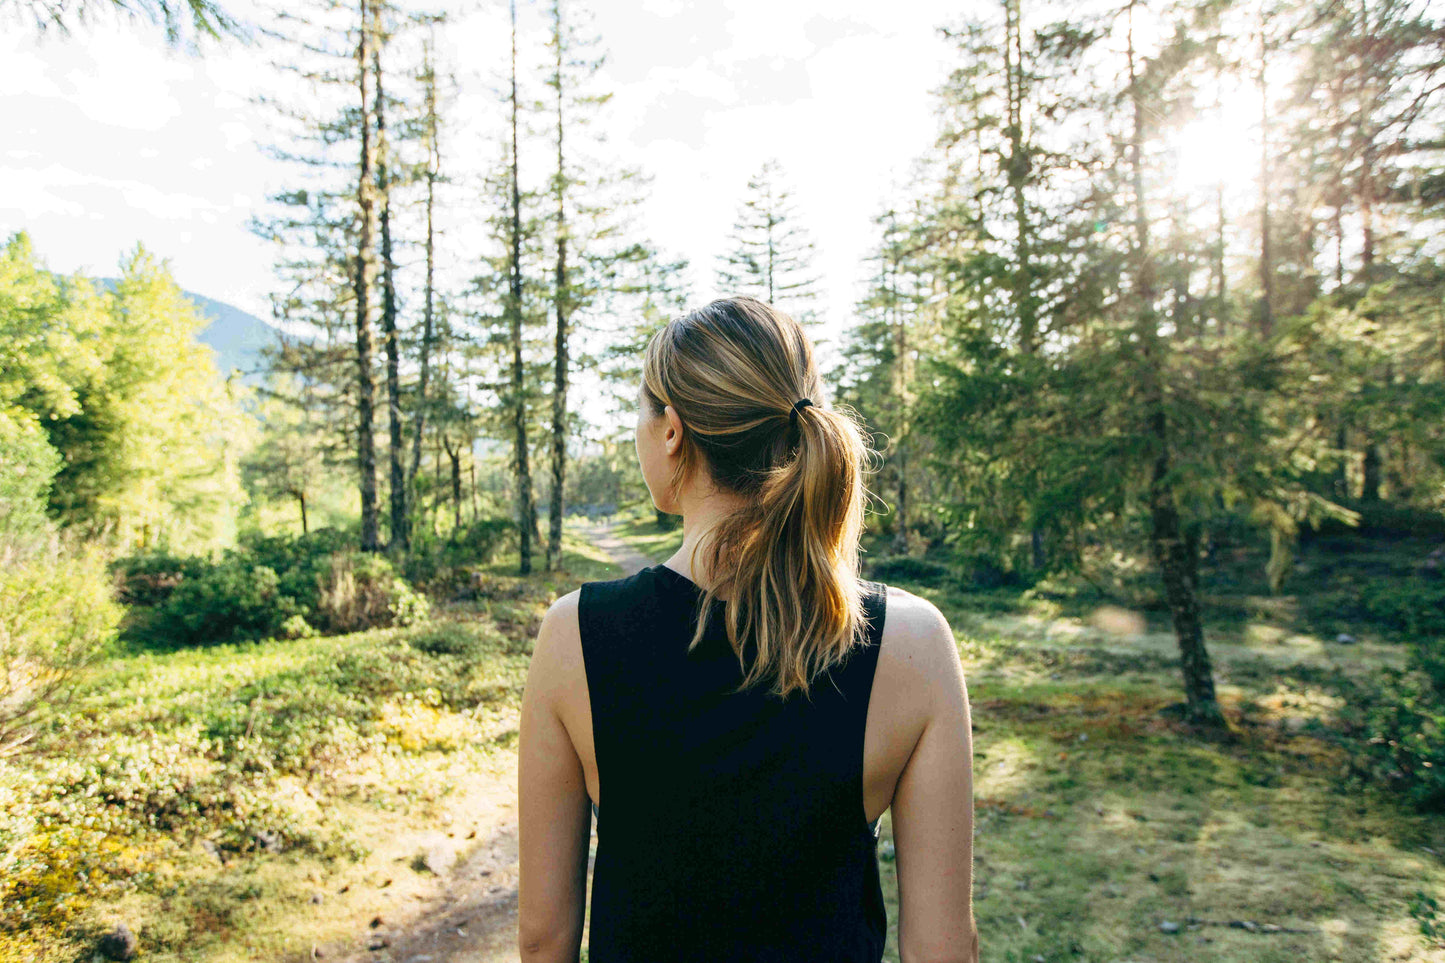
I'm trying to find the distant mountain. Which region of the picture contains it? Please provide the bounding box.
[97,278,279,380]
[186,292,279,381]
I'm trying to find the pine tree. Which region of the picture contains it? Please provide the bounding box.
[506,0,537,574]
[715,160,821,321]
[406,27,448,546]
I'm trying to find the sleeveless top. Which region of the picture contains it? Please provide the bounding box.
[578,563,889,962]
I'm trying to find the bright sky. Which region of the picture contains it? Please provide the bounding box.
[2,0,967,366]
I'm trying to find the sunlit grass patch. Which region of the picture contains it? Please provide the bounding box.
[0,588,547,962]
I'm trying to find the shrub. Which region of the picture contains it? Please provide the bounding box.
[146,557,302,647]
[109,550,209,607]
[865,555,952,586]
[0,539,121,756]
[115,531,431,646]
[1339,635,1445,813]
[1302,579,1445,638]
[1358,581,1445,638]
[239,527,354,612]
[404,518,516,596]
[314,553,429,635]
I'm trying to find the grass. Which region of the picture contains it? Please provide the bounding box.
[598,517,1445,963]
[7,516,1442,962]
[0,533,619,963]
[604,503,685,562]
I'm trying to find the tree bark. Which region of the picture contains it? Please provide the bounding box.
[353,0,380,553]
[547,0,570,572]
[508,0,535,574]
[1257,10,1275,338]
[1126,0,1223,727]
[375,39,406,554]
[443,434,462,533]
[408,38,440,528]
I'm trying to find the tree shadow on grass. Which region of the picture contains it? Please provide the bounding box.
[960,675,1429,962]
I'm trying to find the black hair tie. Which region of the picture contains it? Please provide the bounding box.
[789,397,815,427]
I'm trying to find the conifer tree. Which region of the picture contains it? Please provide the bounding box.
[715,160,821,321]
[506,0,537,574]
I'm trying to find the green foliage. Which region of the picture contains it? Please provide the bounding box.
[313,552,430,635]
[1300,579,1445,639]
[0,407,62,539]
[1410,891,1445,950]
[404,517,516,594]
[0,538,122,756]
[115,528,433,648]
[0,613,536,940]
[864,555,953,587]
[0,233,251,551]
[146,558,302,648]
[1339,635,1445,812]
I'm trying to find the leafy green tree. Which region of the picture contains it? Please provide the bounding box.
[0,234,248,548]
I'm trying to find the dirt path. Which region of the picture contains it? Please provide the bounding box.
[580,519,656,576]
[333,523,650,963]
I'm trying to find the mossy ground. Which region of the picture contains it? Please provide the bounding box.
[0,532,620,963]
[593,515,1445,963]
[6,517,1442,962]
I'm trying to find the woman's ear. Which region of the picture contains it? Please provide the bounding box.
[663,405,684,456]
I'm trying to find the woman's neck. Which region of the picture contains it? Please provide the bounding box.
[664,482,748,592]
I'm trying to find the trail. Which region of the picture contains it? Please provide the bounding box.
[334,522,648,963]
[579,518,654,576]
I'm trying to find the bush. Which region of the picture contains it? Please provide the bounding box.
[146,557,302,647]
[1339,635,1445,813]
[404,518,516,595]
[115,531,431,646]
[239,527,354,612]
[110,550,209,607]
[0,539,121,756]
[1358,581,1445,638]
[314,552,429,635]
[1302,578,1445,638]
[865,555,952,587]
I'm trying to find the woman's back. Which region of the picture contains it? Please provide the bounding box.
[577,563,890,962]
[517,297,977,962]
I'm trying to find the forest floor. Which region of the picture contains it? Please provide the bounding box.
[592,510,1445,963]
[6,516,1443,963]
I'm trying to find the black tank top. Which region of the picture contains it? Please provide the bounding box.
[578,563,889,962]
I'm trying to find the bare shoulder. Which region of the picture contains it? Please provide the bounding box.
[878,584,959,680]
[528,590,583,692]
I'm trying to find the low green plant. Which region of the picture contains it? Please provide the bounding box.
[0,538,121,757]
[1409,891,1445,950]
[144,557,302,647]
[1338,635,1445,812]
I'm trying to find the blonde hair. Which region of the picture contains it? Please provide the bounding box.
[642,296,873,700]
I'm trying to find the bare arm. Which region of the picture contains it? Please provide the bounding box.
[518,591,592,963]
[890,598,978,963]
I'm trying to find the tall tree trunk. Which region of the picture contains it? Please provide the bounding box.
[1257,8,1274,338]
[1005,0,1045,568]
[375,39,406,554]
[294,489,308,535]
[408,38,440,518]
[1005,0,1037,353]
[1126,1,1223,727]
[353,0,380,553]
[547,0,570,572]
[508,0,535,575]
[1361,441,1382,502]
[443,434,462,533]
[886,225,911,556]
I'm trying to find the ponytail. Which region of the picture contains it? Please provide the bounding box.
[642,297,873,699]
